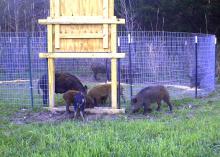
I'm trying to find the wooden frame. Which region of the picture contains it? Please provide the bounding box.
[39,53,125,59]
[39,0,125,110]
[45,106,125,114]
[38,17,125,25]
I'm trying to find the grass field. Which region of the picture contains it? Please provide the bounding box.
[0,87,220,157]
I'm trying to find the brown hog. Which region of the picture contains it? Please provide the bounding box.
[63,90,95,113]
[131,85,172,114]
[91,63,110,81]
[87,84,125,106]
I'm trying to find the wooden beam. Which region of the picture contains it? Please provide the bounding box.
[38,16,125,25]
[103,0,109,48]
[44,106,125,114]
[60,33,103,39]
[39,52,125,59]
[86,107,125,114]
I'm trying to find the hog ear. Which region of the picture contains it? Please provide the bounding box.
[84,85,88,93]
[84,85,88,90]
[132,98,137,103]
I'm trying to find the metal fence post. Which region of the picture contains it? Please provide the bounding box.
[45,32,49,105]
[195,36,198,98]
[128,33,133,99]
[117,36,121,109]
[106,59,110,82]
[27,32,34,108]
[215,37,217,80]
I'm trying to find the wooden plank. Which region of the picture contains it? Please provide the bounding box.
[39,52,125,59]
[111,18,118,109]
[60,33,103,39]
[103,0,109,48]
[38,16,125,25]
[47,24,55,109]
[44,106,125,114]
[55,0,60,49]
[50,0,55,17]
[60,0,103,16]
[109,0,114,16]
[86,107,125,114]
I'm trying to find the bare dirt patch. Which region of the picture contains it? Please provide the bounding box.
[11,109,126,125]
[10,103,201,125]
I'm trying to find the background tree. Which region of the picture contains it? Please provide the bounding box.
[0,0,219,38]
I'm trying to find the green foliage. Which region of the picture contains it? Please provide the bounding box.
[116,0,220,38]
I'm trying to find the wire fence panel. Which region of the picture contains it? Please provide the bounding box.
[0,32,47,106]
[0,31,216,108]
[118,32,216,104]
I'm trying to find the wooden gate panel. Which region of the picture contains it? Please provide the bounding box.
[48,0,115,52]
[39,0,125,109]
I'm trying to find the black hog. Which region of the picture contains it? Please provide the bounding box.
[38,72,87,105]
[73,91,86,120]
[131,85,172,114]
[87,83,125,106]
[63,90,95,114]
[91,62,110,81]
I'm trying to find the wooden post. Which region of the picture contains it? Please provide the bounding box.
[47,23,55,109]
[103,0,109,48]
[54,0,60,49]
[111,17,117,109]
[48,0,56,109]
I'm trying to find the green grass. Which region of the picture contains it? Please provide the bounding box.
[0,93,220,156]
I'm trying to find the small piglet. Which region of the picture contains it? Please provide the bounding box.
[63,90,94,120]
[73,91,86,120]
[131,85,173,115]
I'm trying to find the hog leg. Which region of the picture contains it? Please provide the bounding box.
[80,104,85,121]
[80,111,85,121]
[156,100,161,111]
[100,96,107,105]
[73,103,78,119]
[94,98,98,107]
[73,111,77,119]
[143,103,152,115]
[143,104,147,115]
[120,93,126,103]
[163,97,173,112]
[66,103,71,113]
[42,90,48,106]
[94,72,98,81]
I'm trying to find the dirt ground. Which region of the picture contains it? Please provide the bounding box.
[10,103,200,125]
[11,83,220,125]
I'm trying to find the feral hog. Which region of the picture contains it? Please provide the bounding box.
[87,84,125,106]
[131,85,172,114]
[63,90,95,114]
[91,62,110,81]
[38,72,87,105]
